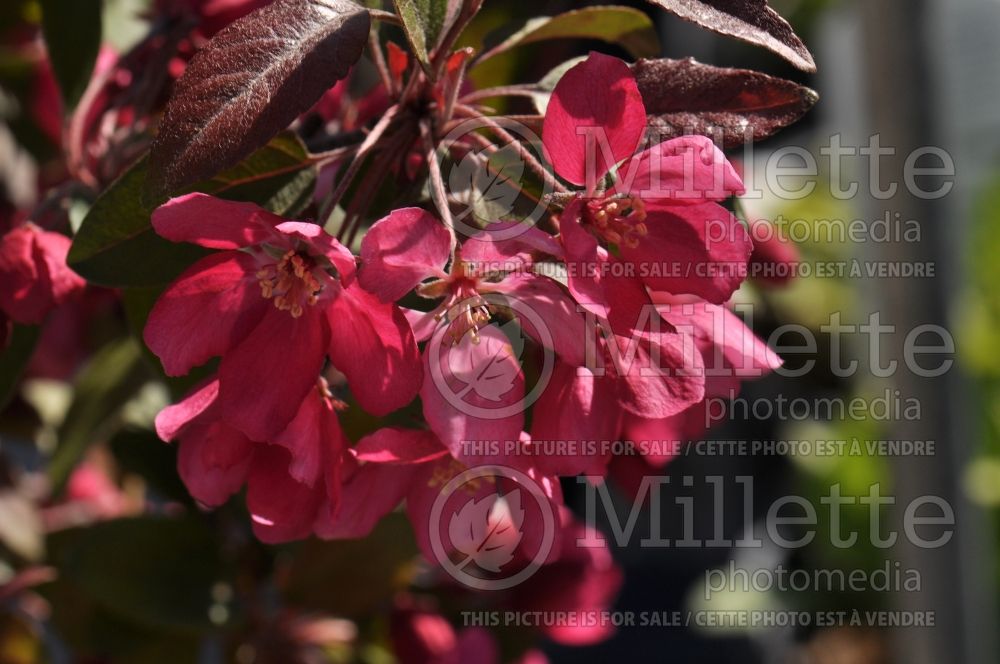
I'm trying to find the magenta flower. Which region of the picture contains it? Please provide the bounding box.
[327,427,564,571]
[610,293,783,480]
[507,517,623,646]
[0,222,85,325]
[542,52,752,309]
[144,193,421,440]
[390,596,499,664]
[156,376,346,543]
[358,207,585,463]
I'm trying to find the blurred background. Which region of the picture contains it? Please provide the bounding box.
[1,0,998,662]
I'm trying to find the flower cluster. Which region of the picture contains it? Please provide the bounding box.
[0,0,824,657]
[146,52,781,556]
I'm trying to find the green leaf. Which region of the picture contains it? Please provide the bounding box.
[68,132,317,288]
[0,324,40,410]
[47,516,235,633]
[48,338,149,494]
[392,0,458,74]
[477,6,660,65]
[282,513,418,617]
[39,0,102,108]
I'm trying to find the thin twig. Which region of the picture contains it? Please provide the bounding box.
[421,119,458,252]
[368,28,394,96]
[319,104,401,224]
[460,85,542,104]
[442,49,472,124]
[368,8,402,25]
[308,144,359,166]
[454,104,567,194]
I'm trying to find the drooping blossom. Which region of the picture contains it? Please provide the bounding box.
[530,283,781,476]
[390,595,499,664]
[507,515,623,646]
[0,222,85,325]
[525,264,708,476]
[542,52,751,310]
[155,375,346,543]
[144,193,421,440]
[608,292,783,491]
[325,427,564,571]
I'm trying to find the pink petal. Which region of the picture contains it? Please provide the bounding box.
[497,463,565,566]
[246,445,324,543]
[613,331,706,419]
[144,251,267,376]
[404,307,439,343]
[315,455,417,539]
[219,306,329,440]
[620,203,751,304]
[390,601,460,664]
[327,284,422,416]
[151,193,282,249]
[0,225,83,324]
[177,419,254,507]
[559,201,608,316]
[419,325,524,462]
[542,52,646,187]
[514,520,622,646]
[403,456,490,564]
[155,378,220,441]
[273,388,345,488]
[33,227,85,306]
[0,226,45,323]
[352,427,448,465]
[529,362,619,476]
[358,208,450,302]
[490,273,587,367]
[456,628,500,664]
[654,296,782,386]
[461,225,563,271]
[601,260,654,339]
[273,221,357,283]
[747,218,799,286]
[621,404,709,466]
[614,136,744,204]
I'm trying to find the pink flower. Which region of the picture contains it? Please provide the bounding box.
[144,193,422,440]
[326,428,564,571]
[747,218,800,285]
[542,52,752,309]
[390,596,499,664]
[0,222,85,324]
[611,293,783,478]
[156,376,345,543]
[507,516,623,646]
[358,208,584,464]
[527,265,708,475]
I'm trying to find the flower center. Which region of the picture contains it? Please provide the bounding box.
[416,252,495,346]
[585,196,648,248]
[438,282,492,346]
[257,250,322,318]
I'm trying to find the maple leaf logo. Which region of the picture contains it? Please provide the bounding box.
[448,143,525,225]
[449,321,524,403]
[449,490,525,573]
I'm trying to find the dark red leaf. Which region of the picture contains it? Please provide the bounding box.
[632,57,818,148]
[644,0,815,72]
[146,0,370,198]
